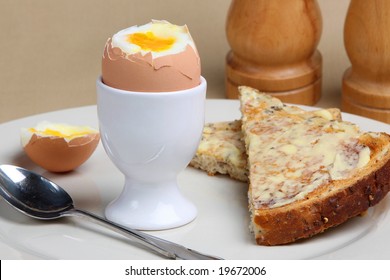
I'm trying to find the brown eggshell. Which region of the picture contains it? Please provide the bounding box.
[102,38,201,92]
[23,133,100,173]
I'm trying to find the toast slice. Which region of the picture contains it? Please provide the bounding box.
[239,86,390,245]
[189,120,248,182]
[190,107,342,182]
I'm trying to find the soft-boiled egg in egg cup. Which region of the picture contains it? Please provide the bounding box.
[21,121,100,173]
[97,20,206,230]
[102,20,201,92]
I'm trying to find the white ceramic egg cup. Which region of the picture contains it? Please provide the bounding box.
[97,77,206,230]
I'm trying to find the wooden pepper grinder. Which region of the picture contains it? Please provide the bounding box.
[342,0,390,123]
[225,0,322,105]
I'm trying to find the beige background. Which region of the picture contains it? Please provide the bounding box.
[0,0,350,123]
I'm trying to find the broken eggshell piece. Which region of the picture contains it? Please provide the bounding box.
[21,121,100,172]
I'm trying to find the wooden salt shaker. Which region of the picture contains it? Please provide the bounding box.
[342,0,390,123]
[225,0,322,105]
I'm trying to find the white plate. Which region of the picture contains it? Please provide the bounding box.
[0,100,389,260]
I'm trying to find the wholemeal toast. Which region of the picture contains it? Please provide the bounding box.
[189,120,248,182]
[190,107,342,183]
[239,86,390,245]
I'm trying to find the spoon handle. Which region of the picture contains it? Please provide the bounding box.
[67,208,222,260]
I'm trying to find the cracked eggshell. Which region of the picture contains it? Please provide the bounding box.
[21,124,100,173]
[101,21,201,92]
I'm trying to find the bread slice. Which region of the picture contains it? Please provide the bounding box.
[190,106,342,183]
[239,86,390,245]
[189,120,248,182]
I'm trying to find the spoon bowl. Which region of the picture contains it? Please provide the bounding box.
[0,164,222,260]
[0,165,73,219]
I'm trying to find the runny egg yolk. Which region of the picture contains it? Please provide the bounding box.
[127,31,176,52]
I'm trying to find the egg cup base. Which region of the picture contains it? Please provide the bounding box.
[104,179,197,230]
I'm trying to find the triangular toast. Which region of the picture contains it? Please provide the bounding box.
[239,86,390,245]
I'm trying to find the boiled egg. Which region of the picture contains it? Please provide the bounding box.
[102,20,201,92]
[21,121,100,172]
